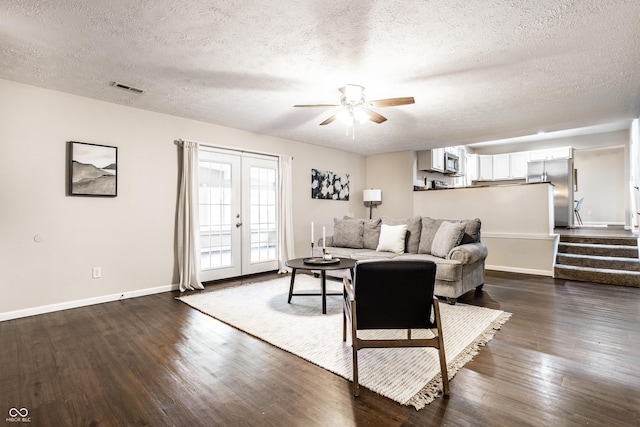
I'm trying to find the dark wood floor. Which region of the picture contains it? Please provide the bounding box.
[2,271,639,426]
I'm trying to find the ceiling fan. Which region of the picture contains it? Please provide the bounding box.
[294,84,415,126]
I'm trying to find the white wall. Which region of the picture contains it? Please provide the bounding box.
[0,79,366,319]
[573,146,625,225]
[631,120,640,231]
[365,151,415,219]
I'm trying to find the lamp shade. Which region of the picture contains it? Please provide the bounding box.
[363,189,382,203]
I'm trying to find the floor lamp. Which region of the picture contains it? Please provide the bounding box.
[363,189,382,219]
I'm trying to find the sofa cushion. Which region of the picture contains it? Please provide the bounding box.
[351,250,398,261]
[333,217,364,249]
[362,218,382,250]
[431,221,466,258]
[382,216,421,253]
[376,224,407,254]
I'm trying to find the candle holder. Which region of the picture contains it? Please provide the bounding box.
[310,242,314,258]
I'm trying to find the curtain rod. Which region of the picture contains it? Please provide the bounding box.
[175,139,288,160]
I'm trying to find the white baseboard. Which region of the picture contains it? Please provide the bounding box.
[0,284,180,322]
[486,264,553,277]
[581,221,625,227]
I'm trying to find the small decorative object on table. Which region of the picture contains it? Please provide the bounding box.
[311,221,315,257]
[302,257,340,265]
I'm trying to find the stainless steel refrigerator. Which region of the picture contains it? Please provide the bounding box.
[526,158,574,227]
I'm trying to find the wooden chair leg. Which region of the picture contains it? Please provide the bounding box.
[342,308,347,342]
[350,302,360,396]
[351,340,359,396]
[433,299,449,395]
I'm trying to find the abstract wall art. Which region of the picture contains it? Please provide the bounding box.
[311,168,349,200]
[68,141,117,197]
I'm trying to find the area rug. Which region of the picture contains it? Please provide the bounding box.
[177,275,511,409]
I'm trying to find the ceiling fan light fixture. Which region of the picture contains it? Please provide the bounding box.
[337,106,368,125]
[343,84,364,104]
[353,107,368,124]
[337,109,354,125]
[294,84,414,129]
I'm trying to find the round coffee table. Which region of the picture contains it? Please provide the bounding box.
[285,257,356,314]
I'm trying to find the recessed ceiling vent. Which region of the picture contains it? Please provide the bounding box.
[110,81,145,94]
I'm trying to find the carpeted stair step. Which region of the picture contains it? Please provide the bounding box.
[554,264,640,287]
[557,242,639,258]
[559,235,639,246]
[556,253,640,271]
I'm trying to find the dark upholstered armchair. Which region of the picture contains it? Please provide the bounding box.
[342,260,449,397]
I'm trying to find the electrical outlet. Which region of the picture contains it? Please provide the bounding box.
[92,267,101,279]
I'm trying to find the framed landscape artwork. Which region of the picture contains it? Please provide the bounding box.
[68,141,118,197]
[311,168,350,200]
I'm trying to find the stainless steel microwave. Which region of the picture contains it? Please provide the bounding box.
[444,152,459,173]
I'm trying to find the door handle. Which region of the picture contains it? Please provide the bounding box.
[236,222,242,227]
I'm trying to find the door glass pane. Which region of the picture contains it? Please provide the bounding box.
[250,165,277,263]
[199,160,233,269]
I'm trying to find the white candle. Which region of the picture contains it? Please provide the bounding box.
[311,222,314,243]
[322,226,326,249]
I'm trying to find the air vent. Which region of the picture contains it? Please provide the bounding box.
[110,81,145,94]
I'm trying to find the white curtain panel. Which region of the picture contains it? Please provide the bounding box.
[177,141,204,292]
[278,155,295,273]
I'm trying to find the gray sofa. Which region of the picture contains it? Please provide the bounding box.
[313,216,488,304]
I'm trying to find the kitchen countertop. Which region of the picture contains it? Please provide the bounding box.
[413,181,553,191]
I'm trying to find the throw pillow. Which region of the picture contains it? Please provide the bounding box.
[362,218,382,250]
[431,221,466,258]
[418,217,444,254]
[460,218,482,244]
[376,224,408,254]
[333,217,364,249]
[419,217,482,253]
[381,216,422,253]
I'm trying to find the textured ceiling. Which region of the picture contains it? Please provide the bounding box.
[1,0,639,155]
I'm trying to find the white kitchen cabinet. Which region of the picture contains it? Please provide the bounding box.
[548,146,572,159]
[492,154,510,180]
[509,151,530,178]
[478,155,494,180]
[529,146,572,161]
[477,151,529,180]
[433,148,445,171]
[466,153,478,184]
[417,148,445,172]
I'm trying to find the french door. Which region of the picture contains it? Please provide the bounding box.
[198,149,278,281]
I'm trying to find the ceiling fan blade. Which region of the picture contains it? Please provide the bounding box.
[367,97,415,108]
[319,114,338,125]
[363,109,387,124]
[293,104,340,108]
